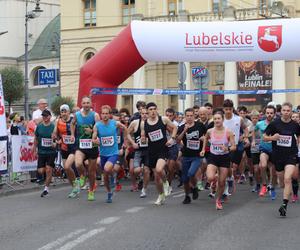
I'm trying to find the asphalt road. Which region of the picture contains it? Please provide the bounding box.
[1,181,300,250]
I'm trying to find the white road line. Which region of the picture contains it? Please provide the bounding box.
[95,216,120,225]
[173,193,185,198]
[56,227,105,250]
[37,229,86,250]
[125,206,145,213]
[170,190,184,196]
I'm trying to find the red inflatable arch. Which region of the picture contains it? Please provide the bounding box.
[78,19,300,112]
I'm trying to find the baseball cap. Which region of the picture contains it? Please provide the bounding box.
[41,109,51,117]
[60,104,70,112]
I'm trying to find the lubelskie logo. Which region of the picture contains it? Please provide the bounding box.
[258,25,282,52]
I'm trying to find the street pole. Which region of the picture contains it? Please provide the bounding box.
[24,0,29,119]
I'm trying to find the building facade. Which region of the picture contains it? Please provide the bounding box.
[61,0,300,114]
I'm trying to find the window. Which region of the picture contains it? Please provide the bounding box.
[84,0,96,27]
[169,95,178,111]
[212,0,227,13]
[122,0,135,25]
[32,66,46,86]
[84,52,95,62]
[168,0,177,15]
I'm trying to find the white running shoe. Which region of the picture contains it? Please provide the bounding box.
[140,188,147,198]
[163,181,170,196]
[154,193,165,205]
[168,186,173,196]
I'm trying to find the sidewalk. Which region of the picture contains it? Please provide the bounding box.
[0,178,68,197]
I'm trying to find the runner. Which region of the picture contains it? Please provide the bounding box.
[72,96,100,201]
[33,109,56,197]
[53,104,79,198]
[264,102,300,216]
[291,111,300,202]
[127,107,150,198]
[92,105,128,203]
[177,108,207,204]
[202,109,236,210]
[255,105,276,199]
[141,102,177,205]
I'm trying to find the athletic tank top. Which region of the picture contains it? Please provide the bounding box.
[224,115,241,145]
[144,116,167,152]
[57,117,75,152]
[133,119,148,150]
[96,119,118,157]
[75,111,96,149]
[209,128,229,155]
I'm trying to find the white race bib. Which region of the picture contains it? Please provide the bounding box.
[251,139,260,153]
[187,140,200,150]
[63,135,74,145]
[277,135,292,147]
[117,136,121,144]
[101,136,114,147]
[148,129,163,142]
[79,139,92,149]
[41,138,52,147]
[211,143,225,154]
[139,139,148,148]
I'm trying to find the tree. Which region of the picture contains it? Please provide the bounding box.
[50,96,75,116]
[0,67,24,111]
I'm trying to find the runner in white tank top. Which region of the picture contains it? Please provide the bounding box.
[201,109,236,210]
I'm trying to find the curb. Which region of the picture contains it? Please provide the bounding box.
[0,182,69,198]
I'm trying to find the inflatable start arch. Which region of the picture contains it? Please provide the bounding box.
[78,19,300,111]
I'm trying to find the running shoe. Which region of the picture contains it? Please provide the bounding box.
[79,176,87,188]
[182,195,191,204]
[192,187,199,200]
[270,189,276,200]
[197,181,204,191]
[106,192,113,203]
[140,188,147,198]
[154,193,165,205]
[40,190,48,197]
[204,182,210,190]
[267,184,272,192]
[292,194,298,203]
[279,204,287,217]
[81,183,89,190]
[216,199,223,210]
[115,183,122,192]
[87,191,95,201]
[168,186,173,196]
[163,180,170,196]
[220,194,228,203]
[259,185,267,197]
[238,174,246,184]
[208,192,216,198]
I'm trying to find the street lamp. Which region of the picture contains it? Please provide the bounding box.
[49,32,61,96]
[24,0,43,120]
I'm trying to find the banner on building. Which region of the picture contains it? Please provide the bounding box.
[0,140,7,172]
[237,61,272,107]
[12,135,37,173]
[0,74,7,137]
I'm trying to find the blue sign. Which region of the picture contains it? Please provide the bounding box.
[38,69,57,85]
[192,67,208,78]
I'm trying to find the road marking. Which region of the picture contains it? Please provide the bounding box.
[170,190,184,196]
[57,227,105,250]
[125,206,145,213]
[173,193,185,198]
[37,229,86,250]
[95,216,120,225]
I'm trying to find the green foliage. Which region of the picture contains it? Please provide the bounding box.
[0,67,24,109]
[50,96,74,116]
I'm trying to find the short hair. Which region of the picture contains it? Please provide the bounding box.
[193,105,200,109]
[101,105,112,113]
[250,109,259,117]
[223,99,234,108]
[119,108,130,116]
[81,95,91,101]
[165,108,175,114]
[146,102,157,109]
[238,106,247,113]
[111,108,119,115]
[265,105,276,113]
[136,101,146,109]
[204,102,213,108]
[282,102,292,109]
[184,108,194,115]
[276,104,282,112]
[213,108,224,118]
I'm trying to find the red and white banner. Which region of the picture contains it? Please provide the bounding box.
[131,19,300,62]
[0,74,7,137]
[0,140,7,172]
[12,135,37,173]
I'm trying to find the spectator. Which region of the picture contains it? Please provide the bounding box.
[10,113,21,135]
[32,98,48,125]
[130,100,146,122]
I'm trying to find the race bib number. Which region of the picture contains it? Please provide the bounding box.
[187,140,200,150]
[277,135,292,147]
[148,129,163,142]
[63,135,74,145]
[212,143,225,154]
[117,136,121,144]
[79,139,92,149]
[41,138,52,147]
[139,139,148,148]
[251,139,260,153]
[101,136,114,147]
